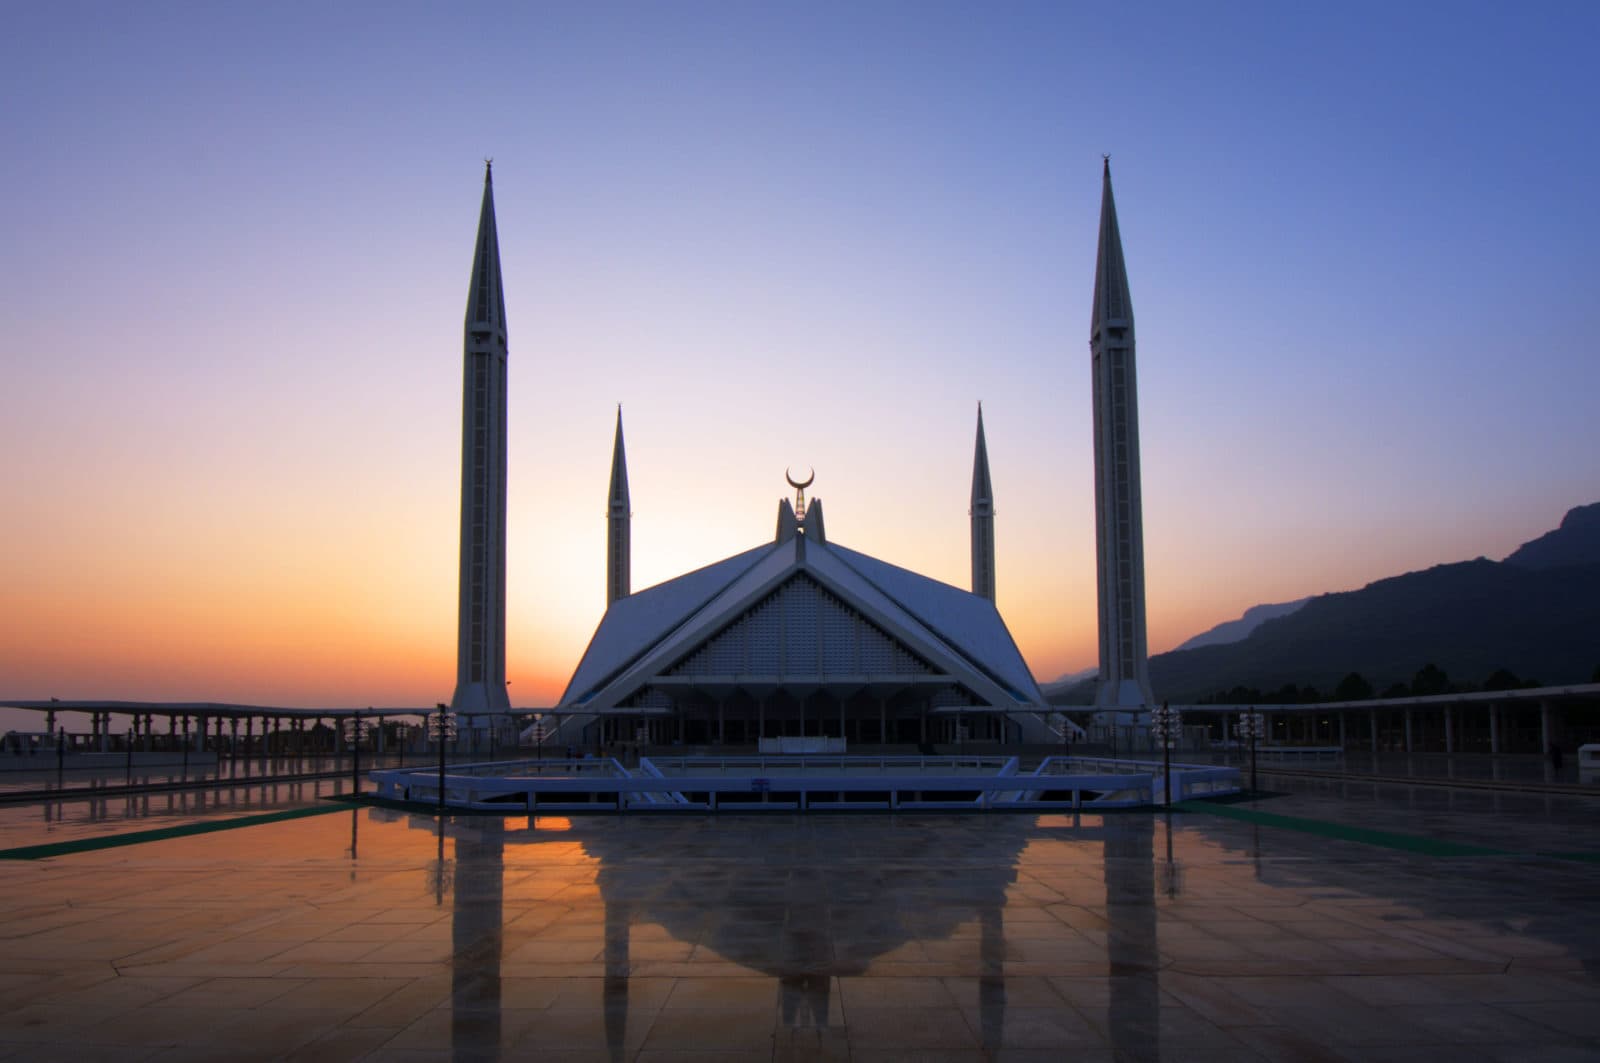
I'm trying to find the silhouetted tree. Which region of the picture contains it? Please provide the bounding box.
[1381,682,1410,699]
[1334,672,1374,701]
[1411,663,1451,696]
[1483,668,1523,692]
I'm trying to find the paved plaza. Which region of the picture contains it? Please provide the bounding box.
[1,776,1598,1061]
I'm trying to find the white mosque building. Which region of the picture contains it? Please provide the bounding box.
[449,159,1150,749]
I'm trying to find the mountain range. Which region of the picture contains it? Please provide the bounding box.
[1050,502,1600,704]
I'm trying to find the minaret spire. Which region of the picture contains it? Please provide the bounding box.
[452,161,511,714]
[970,402,996,603]
[607,405,631,606]
[1090,157,1154,710]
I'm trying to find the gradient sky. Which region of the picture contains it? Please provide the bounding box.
[3,2,1597,719]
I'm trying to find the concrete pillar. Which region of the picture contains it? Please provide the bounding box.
[194,714,205,753]
[1489,704,1500,754]
[880,698,888,744]
[143,714,152,752]
[1369,711,1378,752]
[229,718,239,761]
[1444,706,1454,754]
[1404,710,1414,753]
[1540,700,1553,754]
[1338,713,1347,749]
[758,697,765,740]
[46,709,56,738]
[215,716,224,755]
[717,700,725,745]
[100,712,110,753]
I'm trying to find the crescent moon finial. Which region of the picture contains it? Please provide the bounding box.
[785,467,814,490]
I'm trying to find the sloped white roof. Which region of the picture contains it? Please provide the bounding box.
[561,544,774,705]
[560,530,1046,712]
[824,542,1042,703]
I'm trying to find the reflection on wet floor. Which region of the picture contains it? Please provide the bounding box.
[0,784,1598,1060]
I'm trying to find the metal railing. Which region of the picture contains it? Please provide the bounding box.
[368,753,1241,813]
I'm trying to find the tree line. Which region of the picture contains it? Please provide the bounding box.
[1194,663,1597,706]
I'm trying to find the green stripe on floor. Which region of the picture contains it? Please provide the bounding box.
[0,802,357,861]
[1175,799,1511,858]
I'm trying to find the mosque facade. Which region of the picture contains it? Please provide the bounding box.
[448,160,1152,744]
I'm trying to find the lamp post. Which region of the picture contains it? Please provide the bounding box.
[1151,702,1182,806]
[1237,709,1265,794]
[431,704,457,814]
[342,713,366,796]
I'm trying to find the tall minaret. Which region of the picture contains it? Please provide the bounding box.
[1090,158,1154,709]
[606,405,631,606]
[969,402,996,603]
[451,162,511,714]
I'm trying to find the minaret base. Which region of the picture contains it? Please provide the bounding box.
[451,681,512,714]
[1094,678,1153,711]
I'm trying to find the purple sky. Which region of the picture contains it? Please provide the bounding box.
[2,2,1597,713]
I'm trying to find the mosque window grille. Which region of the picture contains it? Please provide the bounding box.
[622,688,673,711]
[665,574,934,679]
[930,687,981,709]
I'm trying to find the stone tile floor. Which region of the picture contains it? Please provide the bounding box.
[0,777,1597,1061]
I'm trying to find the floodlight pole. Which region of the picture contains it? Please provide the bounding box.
[1249,709,1259,794]
[1162,704,1172,808]
[350,712,361,797]
[436,704,448,814]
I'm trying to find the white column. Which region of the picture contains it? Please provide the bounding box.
[1489,704,1500,754]
[1540,700,1553,754]
[1404,710,1414,753]
[1338,713,1347,749]
[1444,707,1454,754]
[1369,711,1378,752]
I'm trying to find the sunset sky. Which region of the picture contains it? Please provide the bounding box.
[3,2,1598,719]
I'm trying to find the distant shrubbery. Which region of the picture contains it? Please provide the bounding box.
[1197,663,1545,704]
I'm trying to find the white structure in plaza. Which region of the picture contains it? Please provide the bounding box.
[1090,159,1155,710]
[451,163,512,715]
[453,159,1147,739]
[548,465,1061,749]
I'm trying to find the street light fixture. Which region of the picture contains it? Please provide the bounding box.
[342,712,368,796]
[430,705,458,813]
[1150,702,1182,806]
[1237,709,1265,794]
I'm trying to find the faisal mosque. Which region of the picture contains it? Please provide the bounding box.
[449,158,1153,750]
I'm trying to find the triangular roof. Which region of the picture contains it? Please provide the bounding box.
[608,405,629,509]
[559,531,1045,711]
[970,402,993,511]
[1090,156,1133,342]
[465,162,508,341]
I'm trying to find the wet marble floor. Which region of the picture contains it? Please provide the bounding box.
[1,780,1598,1061]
